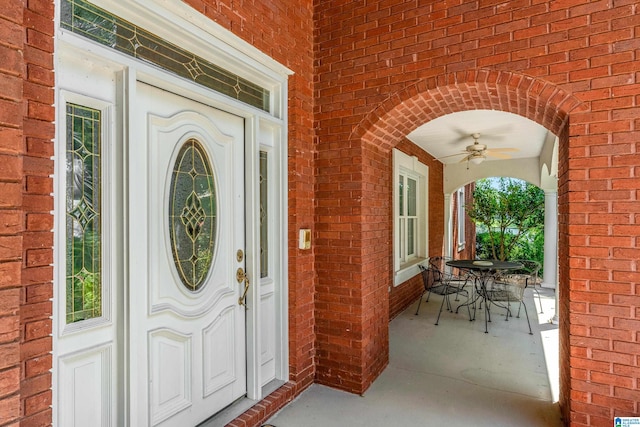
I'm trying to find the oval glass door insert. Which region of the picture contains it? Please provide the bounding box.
[169,138,217,291]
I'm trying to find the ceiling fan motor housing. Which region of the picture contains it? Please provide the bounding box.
[467,143,487,152]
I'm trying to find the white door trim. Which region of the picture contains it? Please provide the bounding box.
[54,0,289,423]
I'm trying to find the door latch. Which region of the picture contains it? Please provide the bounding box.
[236,267,250,309]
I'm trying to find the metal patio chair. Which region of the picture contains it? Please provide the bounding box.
[487,272,533,334]
[433,257,473,325]
[414,264,441,315]
[512,259,543,313]
[414,257,471,317]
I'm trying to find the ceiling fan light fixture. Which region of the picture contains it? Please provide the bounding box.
[469,155,485,165]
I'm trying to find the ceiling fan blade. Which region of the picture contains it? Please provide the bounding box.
[458,154,472,163]
[475,124,513,137]
[489,147,519,152]
[437,152,467,160]
[485,151,512,159]
[450,127,472,144]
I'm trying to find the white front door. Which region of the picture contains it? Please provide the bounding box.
[129,81,247,426]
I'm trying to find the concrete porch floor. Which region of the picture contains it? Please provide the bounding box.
[266,286,562,426]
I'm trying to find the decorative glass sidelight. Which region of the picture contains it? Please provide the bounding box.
[60,0,270,112]
[259,151,268,278]
[66,103,102,323]
[169,139,217,291]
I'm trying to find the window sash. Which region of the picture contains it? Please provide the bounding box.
[398,171,419,264]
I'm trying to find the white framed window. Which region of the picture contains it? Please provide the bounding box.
[393,149,428,286]
[457,187,466,251]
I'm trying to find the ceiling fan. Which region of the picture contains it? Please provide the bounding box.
[440,133,518,165]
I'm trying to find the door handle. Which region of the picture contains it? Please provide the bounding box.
[236,267,250,308]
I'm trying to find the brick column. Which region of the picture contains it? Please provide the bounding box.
[315,139,391,395]
[315,141,369,393]
[360,142,391,390]
[18,0,55,425]
[0,1,27,425]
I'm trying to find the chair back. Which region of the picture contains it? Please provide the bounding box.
[511,259,541,288]
[430,255,472,279]
[514,259,540,272]
[495,274,527,300]
[428,256,449,274]
[418,264,441,291]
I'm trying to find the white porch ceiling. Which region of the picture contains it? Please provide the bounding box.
[406,110,550,164]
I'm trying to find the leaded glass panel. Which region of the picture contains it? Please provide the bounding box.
[66,103,102,323]
[60,0,270,111]
[169,139,217,291]
[259,151,268,278]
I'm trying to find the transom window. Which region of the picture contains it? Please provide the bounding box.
[60,0,270,112]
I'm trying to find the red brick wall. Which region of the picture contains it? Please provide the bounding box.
[0,2,25,423]
[557,124,572,425]
[0,0,55,425]
[3,0,640,426]
[316,1,639,425]
[389,274,421,321]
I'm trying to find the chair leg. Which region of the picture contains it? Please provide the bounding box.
[435,285,449,325]
[470,281,479,321]
[534,286,543,313]
[453,280,463,301]
[415,290,426,315]
[453,279,470,302]
[445,283,456,312]
[454,284,474,321]
[520,300,533,335]
[483,294,489,333]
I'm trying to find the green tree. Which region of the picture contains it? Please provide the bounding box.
[467,178,544,262]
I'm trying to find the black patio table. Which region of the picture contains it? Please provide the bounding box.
[446,259,523,333]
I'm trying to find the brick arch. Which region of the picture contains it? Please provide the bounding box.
[351,69,586,150]
[348,68,587,418]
